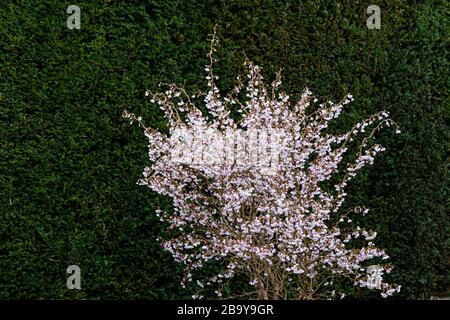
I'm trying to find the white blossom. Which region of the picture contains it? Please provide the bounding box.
[125,34,401,299]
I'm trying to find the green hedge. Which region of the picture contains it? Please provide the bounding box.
[0,0,448,299]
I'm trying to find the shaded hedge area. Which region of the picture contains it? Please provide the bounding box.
[0,0,448,299]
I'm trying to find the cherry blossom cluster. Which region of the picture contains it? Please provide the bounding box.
[124,34,401,299]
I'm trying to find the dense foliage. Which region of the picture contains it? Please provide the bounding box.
[0,0,448,299]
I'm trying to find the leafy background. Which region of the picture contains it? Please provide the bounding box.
[0,0,448,299]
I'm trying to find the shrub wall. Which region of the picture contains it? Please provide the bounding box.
[0,0,448,298]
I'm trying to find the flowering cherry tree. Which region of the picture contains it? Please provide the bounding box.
[124,32,401,299]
